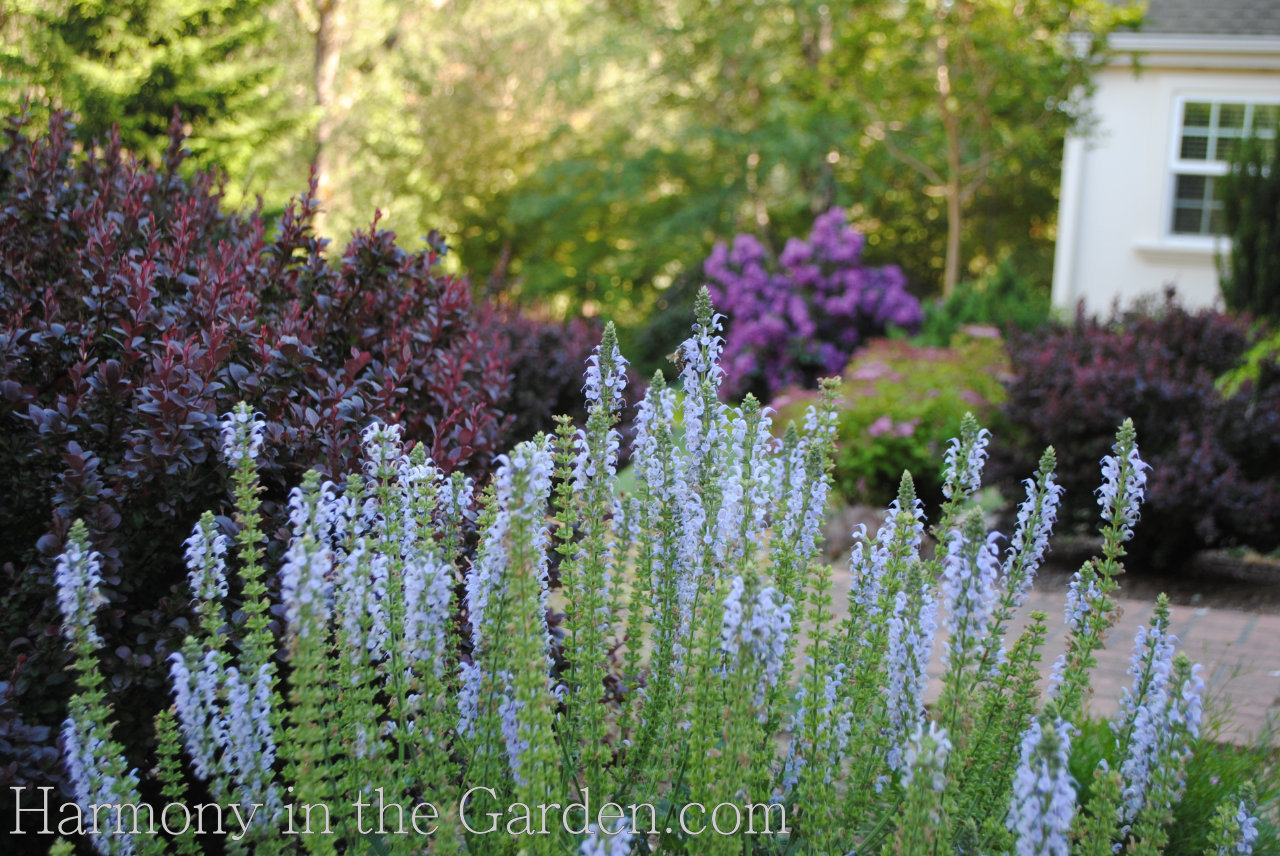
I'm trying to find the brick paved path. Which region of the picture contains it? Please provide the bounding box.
[1011,588,1279,744]
[926,588,1280,745]
[827,566,1280,745]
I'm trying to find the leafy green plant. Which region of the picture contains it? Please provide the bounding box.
[1070,712,1278,856]
[1217,328,1280,400]
[915,257,1054,347]
[779,335,1009,508]
[1219,123,1280,323]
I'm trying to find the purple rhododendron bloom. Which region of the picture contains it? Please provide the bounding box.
[705,208,922,401]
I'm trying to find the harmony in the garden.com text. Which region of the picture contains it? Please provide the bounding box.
[11,786,789,840]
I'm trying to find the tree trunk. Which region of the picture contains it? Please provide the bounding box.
[312,0,343,239]
[944,174,962,298]
[936,25,963,298]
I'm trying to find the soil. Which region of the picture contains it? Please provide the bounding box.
[823,504,1280,616]
[1036,537,1280,616]
[1037,562,1280,614]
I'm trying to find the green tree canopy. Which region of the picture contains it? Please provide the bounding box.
[1,0,305,210]
[459,0,1138,314]
[1220,124,1280,322]
[3,0,1139,317]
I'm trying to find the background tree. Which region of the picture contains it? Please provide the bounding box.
[288,0,343,235]
[822,0,1137,297]
[272,0,581,251]
[461,0,853,322]
[3,0,1137,312]
[1219,124,1280,322]
[462,0,1137,317]
[0,0,305,212]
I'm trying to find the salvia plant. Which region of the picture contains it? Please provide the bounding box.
[44,290,1264,855]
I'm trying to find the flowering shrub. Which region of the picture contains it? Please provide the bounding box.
[998,289,1280,563]
[776,335,1009,508]
[35,291,1266,856]
[0,111,511,790]
[704,208,922,402]
[1069,713,1278,856]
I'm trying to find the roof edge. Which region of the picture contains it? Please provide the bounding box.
[1110,31,1280,54]
[1106,32,1280,70]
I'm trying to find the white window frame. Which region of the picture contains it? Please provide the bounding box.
[1166,94,1280,244]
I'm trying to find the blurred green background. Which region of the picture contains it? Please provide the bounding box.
[0,0,1135,335]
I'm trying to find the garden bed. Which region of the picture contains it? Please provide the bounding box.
[1044,535,1280,616]
[825,503,1280,615]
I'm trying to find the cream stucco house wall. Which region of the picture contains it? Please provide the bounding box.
[1052,0,1280,313]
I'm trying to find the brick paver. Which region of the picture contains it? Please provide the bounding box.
[826,565,1280,745]
[938,589,1280,744]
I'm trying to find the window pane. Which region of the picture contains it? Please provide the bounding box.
[1207,206,1226,235]
[1170,104,1265,236]
[1254,105,1278,135]
[1174,174,1207,202]
[1220,103,1246,129]
[1173,206,1203,234]
[1180,133,1210,159]
[1170,176,1223,235]
[1183,102,1211,128]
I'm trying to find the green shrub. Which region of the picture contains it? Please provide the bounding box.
[1220,124,1280,323]
[1218,327,1280,400]
[778,335,1008,508]
[915,258,1054,347]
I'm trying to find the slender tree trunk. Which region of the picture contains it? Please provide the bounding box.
[312,0,343,238]
[943,98,964,298]
[936,26,963,298]
[944,171,963,298]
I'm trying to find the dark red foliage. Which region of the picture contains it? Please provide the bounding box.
[479,302,641,455]
[0,111,512,791]
[998,289,1280,566]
